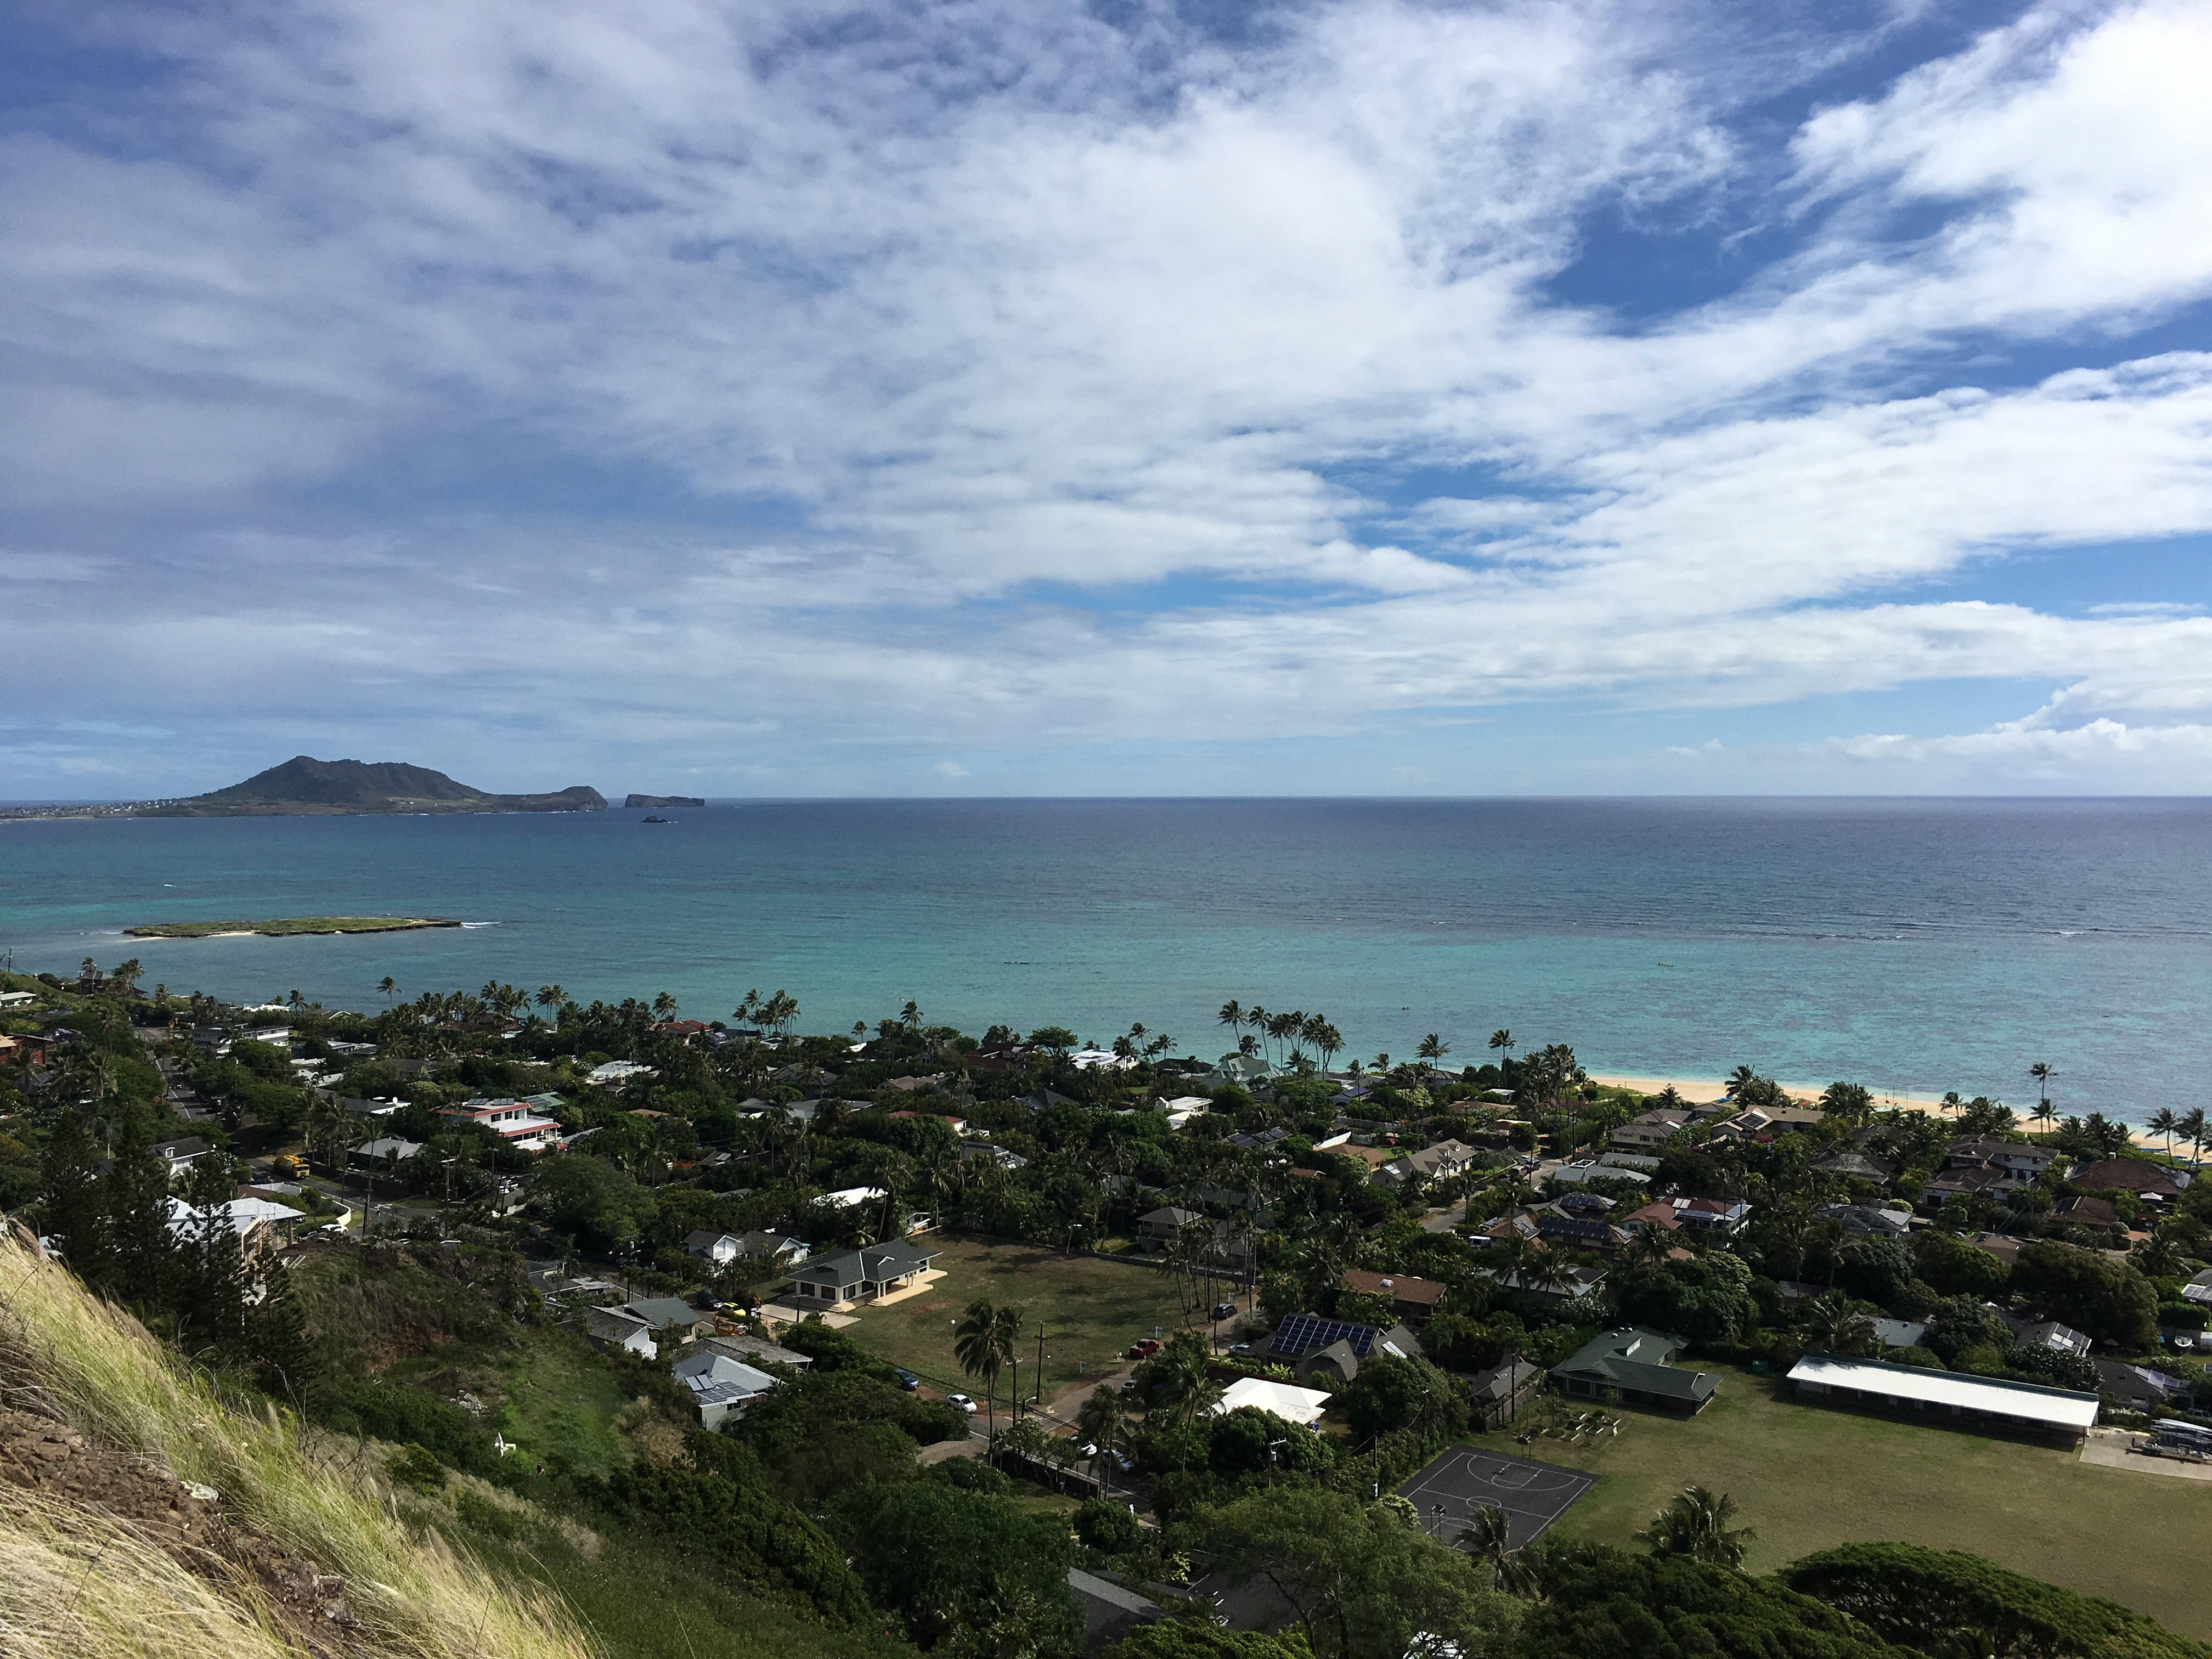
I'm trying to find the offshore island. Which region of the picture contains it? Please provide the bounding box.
[125,916,460,939]
[0,754,607,820]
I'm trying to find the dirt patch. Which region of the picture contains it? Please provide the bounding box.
[919,1299,951,1313]
[0,1405,370,1656]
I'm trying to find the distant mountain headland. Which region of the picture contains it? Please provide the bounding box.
[112,756,607,818]
[625,793,706,809]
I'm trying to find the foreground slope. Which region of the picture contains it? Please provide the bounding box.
[0,1224,597,1659]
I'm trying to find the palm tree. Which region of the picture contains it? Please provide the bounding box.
[1798,1292,1878,1357]
[536,984,565,1013]
[2148,1107,2179,1160]
[1488,1029,1514,1060]
[1638,1486,1754,1567]
[1075,1385,1132,1494]
[377,976,398,1006]
[1150,1341,1224,1427]
[1244,1006,1269,1062]
[954,1298,1014,1444]
[1417,1034,1451,1081]
[2182,1108,2208,1170]
[1457,1506,1538,1596]
[2028,1062,2055,1119]
[1218,1000,1244,1054]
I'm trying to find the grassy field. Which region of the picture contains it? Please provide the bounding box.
[816,1236,1199,1403]
[1526,1364,2212,1638]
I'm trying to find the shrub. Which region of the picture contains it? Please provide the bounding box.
[1075,1497,1144,1554]
[388,1443,445,1493]
[455,1489,522,1538]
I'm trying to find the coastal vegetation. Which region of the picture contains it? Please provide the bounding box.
[3,960,2210,1657]
[127,916,460,938]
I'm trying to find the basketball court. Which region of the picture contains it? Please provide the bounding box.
[1396,1445,1595,1549]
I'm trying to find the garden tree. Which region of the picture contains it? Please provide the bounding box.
[1074,1496,1143,1555]
[1912,1231,2010,1299]
[1920,1297,2014,1364]
[1818,1082,1875,1127]
[100,1103,176,1308]
[1076,1384,1136,1491]
[1779,1543,2208,1659]
[1419,1314,1511,1375]
[831,1478,1080,1657]
[780,1314,902,1379]
[1104,1621,1314,1659]
[526,1153,656,1254]
[734,1368,966,1508]
[1339,1354,1466,1444]
[1207,1407,1335,1477]
[1203,1486,1512,1659]
[1137,1332,1224,1427]
[1613,1252,1760,1346]
[589,1432,874,1628]
[2001,1342,2100,1393]
[1835,1236,1917,1307]
[1515,1550,1898,1659]
[1798,1293,1880,1357]
[37,1106,105,1279]
[1637,1487,1756,1568]
[2011,1241,2158,1349]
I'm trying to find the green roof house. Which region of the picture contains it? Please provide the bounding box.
[1550,1327,1717,1414]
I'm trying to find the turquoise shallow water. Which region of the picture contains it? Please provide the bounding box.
[2,798,2207,1122]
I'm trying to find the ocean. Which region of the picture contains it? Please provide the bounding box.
[3,797,2207,1123]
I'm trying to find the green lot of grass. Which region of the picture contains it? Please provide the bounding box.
[1525,1364,2212,1638]
[811,1235,1198,1402]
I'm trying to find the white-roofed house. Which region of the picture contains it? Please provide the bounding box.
[1212,1376,1333,1427]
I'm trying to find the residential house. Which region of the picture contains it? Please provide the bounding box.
[1265,1312,1424,1388]
[1158,1096,1211,1128]
[1461,1356,1544,1426]
[1476,1260,1609,1302]
[1928,1138,2054,1197]
[340,1096,404,1122]
[1814,1150,1899,1183]
[1787,1354,2096,1444]
[1610,1110,1689,1151]
[584,1296,715,1360]
[151,1136,207,1177]
[2055,1196,2120,1229]
[1546,1162,1649,1190]
[2181,1268,2212,1308]
[1598,1152,1662,1173]
[1551,1327,1718,1413]
[1813,1201,1915,1239]
[585,1060,656,1087]
[671,1350,779,1429]
[1531,1206,1629,1252]
[1615,1195,1751,1237]
[162,1194,298,1260]
[1341,1268,1448,1328]
[352,1136,424,1164]
[1068,1570,1167,1657]
[1713,1105,1825,1141]
[958,1142,1028,1171]
[697,1333,812,1371]
[1018,1088,1082,1112]
[1919,1164,2010,1206]
[684,1230,748,1264]
[2094,1358,2191,1414]
[731,1230,810,1265]
[2001,1312,2091,1357]
[1872,1319,1929,1350]
[1135,1206,1202,1249]
[2070,1159,2191,1203]
[783,1239,940,1308]
[1374,1139,1480,1188]
[1213,1376,1333,1426]
[437,1097,563,1151]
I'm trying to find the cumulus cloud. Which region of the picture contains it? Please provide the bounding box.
[2,0,2210,793]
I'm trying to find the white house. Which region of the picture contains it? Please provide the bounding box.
[586,1061,657,1087]
[436,1097,562,1151]
[1212,1375,1333,1427]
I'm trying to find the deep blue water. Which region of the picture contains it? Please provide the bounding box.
[3,798,2207,1121]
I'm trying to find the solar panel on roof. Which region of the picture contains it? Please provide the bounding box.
[1272,1314,1382,1358]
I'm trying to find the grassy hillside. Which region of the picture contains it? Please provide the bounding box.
[0,1225,595,1659]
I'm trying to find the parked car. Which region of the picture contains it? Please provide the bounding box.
[946,1393,978,1414]
[1076,1443,1137,1471]
[894,1368,922,1392]
[1127,1338,1163,1359]
[1228,1342,1253,1357]
[1211,1302,1238,1322]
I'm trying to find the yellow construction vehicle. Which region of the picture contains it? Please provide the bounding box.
[273,1153,310,1180]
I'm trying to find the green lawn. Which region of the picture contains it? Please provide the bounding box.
[1525,1364,2212,1638]
[811,1235,1198,1402]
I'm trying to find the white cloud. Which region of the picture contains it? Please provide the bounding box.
[2,1,2211,792]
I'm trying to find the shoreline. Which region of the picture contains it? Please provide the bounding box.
[1588,1071,2167,1154]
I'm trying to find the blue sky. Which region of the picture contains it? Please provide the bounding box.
[3,0,2210,798]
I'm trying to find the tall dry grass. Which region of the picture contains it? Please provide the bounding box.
[0,1228,599,1659]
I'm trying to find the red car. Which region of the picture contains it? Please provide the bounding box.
[1127,1338,1163,1359]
